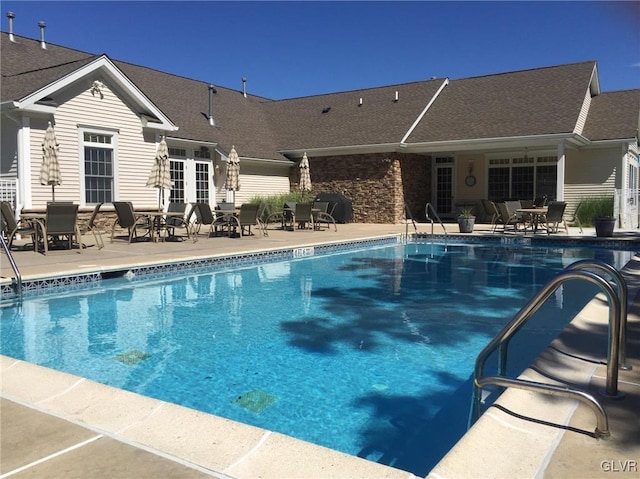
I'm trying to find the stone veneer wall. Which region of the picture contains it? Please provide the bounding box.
[291,152,431,224]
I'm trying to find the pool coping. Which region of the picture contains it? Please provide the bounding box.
[2,229,639,477]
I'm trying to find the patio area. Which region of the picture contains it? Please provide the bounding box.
[1,222,639,478]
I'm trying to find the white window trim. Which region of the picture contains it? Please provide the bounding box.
[78,126,119,207]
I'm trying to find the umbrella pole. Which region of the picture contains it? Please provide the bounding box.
[52,185,55,202]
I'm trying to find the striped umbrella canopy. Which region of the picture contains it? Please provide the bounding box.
[299,152,312,192]
[40,122,62,201]
[225,145,240,192]
[146,137,171,209]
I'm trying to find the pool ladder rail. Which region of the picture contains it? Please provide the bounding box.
[471,260,630,440]
[1,234,22,298]
[404,203,447,239]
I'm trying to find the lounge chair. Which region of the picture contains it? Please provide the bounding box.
[227,203,264,237]
[44,203,83,253]
[543,201,568,234]
[78,203,104,249]
[313,201,337,231]
[111,201,151,243]
[1,201,41,252]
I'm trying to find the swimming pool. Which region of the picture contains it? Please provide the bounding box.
[0,241,634,475]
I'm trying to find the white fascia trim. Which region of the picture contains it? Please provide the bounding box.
[400,78,449,144]
[166,137,218,148]
[240,157,294,166]
[17,55,178,132]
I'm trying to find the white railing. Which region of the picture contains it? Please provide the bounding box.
[0,178,18,213]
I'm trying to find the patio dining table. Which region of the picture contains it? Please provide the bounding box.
[516,207,548,232]
[134,210,185,242]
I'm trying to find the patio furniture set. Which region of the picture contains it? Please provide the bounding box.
[481,199,578,235]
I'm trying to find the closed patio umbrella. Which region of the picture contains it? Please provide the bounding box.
[40,122,62,201]
[299,152,311,192]
[146,136,171,210]
[225,145,240,204]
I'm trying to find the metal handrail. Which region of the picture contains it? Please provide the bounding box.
[0,234,22,297]
[471,268,624,439]
[425,203,448,236]
[565,260,630,370]
[404,203,418,239]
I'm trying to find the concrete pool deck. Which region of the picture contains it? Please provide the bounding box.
[1,222,639,478]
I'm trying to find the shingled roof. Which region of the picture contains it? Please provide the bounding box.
[2,32,637,162]
[582,89,640,141]
[406,62,598,143]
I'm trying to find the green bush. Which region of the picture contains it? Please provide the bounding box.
[577,196,614,227]
[248,192,315,221]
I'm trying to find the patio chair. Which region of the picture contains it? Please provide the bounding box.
[495,202,525,233]
[166,203,197,242]
[111,201,152,243]
[565,202,583,234]
[227,203,264,237]
[481,200,498,229]
[44,203,83,254]
[313,201,337,231]
[77,203,104,250]
[293,203,315,230]
[192,203,226,238]
[1,201,41,252]
[543,201,568,235]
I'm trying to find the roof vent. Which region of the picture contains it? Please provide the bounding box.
[358,98,363,107]
[322,107,331,114]
[394,91,399,102]
[242,77,247,98]
[7,12,15,42]
[38,21,46,49]
[208,84,216,126]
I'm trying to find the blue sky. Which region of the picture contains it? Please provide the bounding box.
[3,1,639,99]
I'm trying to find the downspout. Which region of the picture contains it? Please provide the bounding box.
[556,141,565,201]
[400,78,449,144]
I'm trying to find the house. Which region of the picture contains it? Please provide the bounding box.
[2,25,639,224]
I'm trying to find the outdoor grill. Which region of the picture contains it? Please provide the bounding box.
[315,192,353,223]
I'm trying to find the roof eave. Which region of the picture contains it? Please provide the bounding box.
[281,142,400,159]
[400,133,591,153]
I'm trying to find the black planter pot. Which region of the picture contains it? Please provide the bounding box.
[594,217,615,237]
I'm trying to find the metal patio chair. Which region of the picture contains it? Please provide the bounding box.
[1,201,41,252]
[111,201,152,243]
[43,202,83,254]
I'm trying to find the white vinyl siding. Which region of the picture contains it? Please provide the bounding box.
[33,79,156,208]
[215,160,291,205]
[564,147,618,214]
[573,88,592,135]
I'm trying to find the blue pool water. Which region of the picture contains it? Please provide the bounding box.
[0,242,634,475]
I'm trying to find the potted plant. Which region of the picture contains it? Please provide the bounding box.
[588,196,616,238]
[457,206,475,233]
[595,216,616,237]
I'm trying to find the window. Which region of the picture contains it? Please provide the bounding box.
[169,160,185,203]
[83,132,114,204]
[195,162,210,203]
[488,155,556,201]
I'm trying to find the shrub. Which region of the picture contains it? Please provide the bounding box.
[577,196,614,227]
[248,192,315,221]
